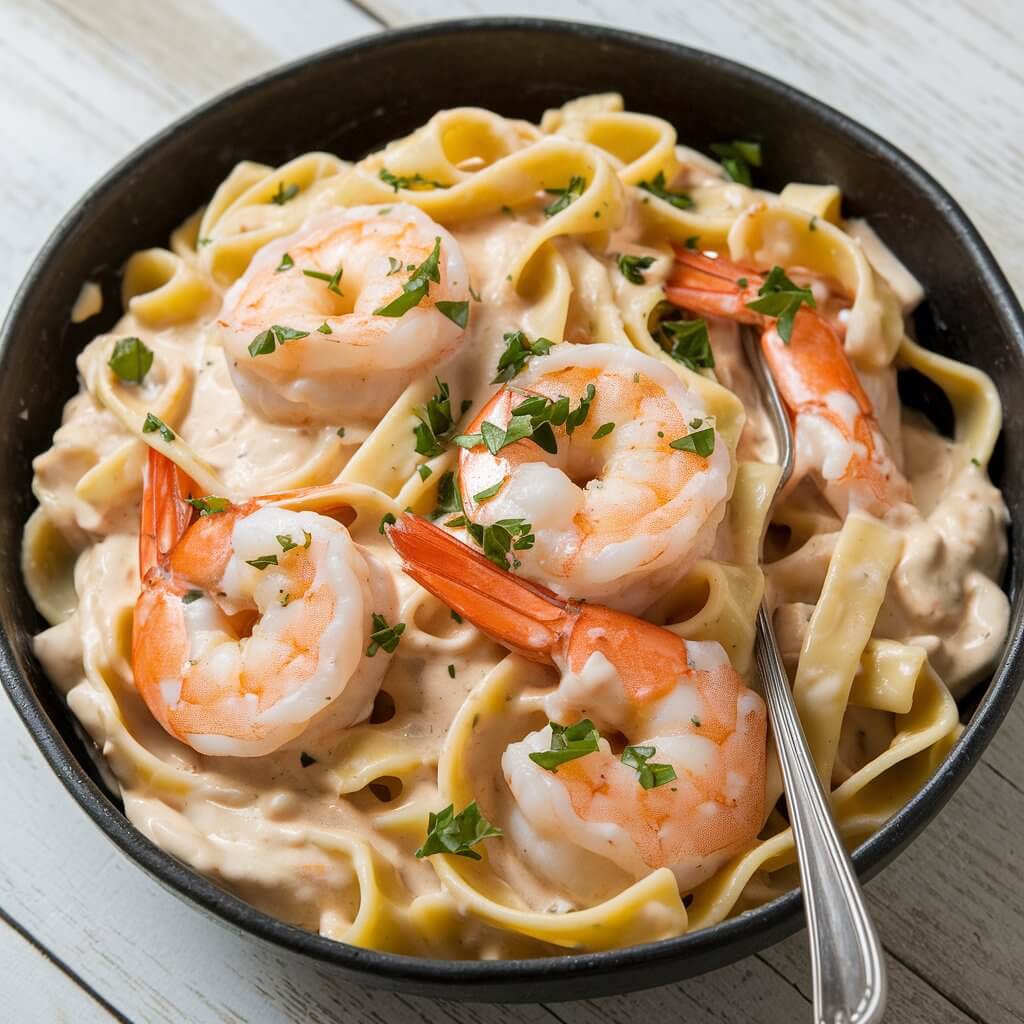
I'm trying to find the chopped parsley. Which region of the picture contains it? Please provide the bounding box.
[618,253,656,285]
[621,745,677,789]
[270,182,300,205]
[335,426,345,438]
[142,412,175,443]
[638,171,693,209]
[248,324,310,357]
[691,715,702,727]
[182,589,203,605]
[302,264,343,295]
[472,479,505,502]
[108,337,153,384]
[592,421,615,440]
[451,610,463,624]
[431,471,463,520]
[386,256,402,276]
[413,377,470,457]
[185,495,229,516]
[415,801,502,860]
[417,464,433,480]
[447,664,456,678]
[246,554,279,570]
[529,720,600,771]
[684,235,700,250]
[379,169,448,192]
[300,751,316,767]
[710,140,762,187]
[669,421,716,457]
[745,265,816,343]
[435,300,470,328]
[276,532,310,553]
[197,236,212,247]
[366,612,405,656]
[661,317,715,372]
[375,237,442,318]
[276,253,294,273]
[491,330,554,384]
[317,322,333,334]
[543,176,586,217]
[379,512,397,535]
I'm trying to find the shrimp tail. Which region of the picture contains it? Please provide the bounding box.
[140,447,199,577]
[664,247,762,323]
[386,514,570,662]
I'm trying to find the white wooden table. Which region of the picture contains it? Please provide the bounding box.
[2,2,1022,1021]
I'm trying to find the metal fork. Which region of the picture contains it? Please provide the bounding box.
[742,329,887,1024]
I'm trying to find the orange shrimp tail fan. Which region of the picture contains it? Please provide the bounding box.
[386,514,569,662]
[139,447,199,576]
[664,247,761,322]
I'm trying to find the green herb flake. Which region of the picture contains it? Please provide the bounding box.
[661,317,715,372]
[971,457,981,467]
[492,331,554,384]
[417,464,433,481]
[691,715,702,727]
[379,169,449,193]
[182,589,203,605]
[276,252,294,273]
[280,592,292,607]
[618,253,656,285]
[621,744,677,789]
[276,534,299,553]
[142,412,175,443]
[809,215,818,232]
[248,324,310,357]
[317,321,333,334]
[447,664,456,678]
[543,176,586,218]
[472,479,505,503]
[336,426,345,438]
[431,471,463,521]
[366,612,405,657]
[669,426,716,457]
[451,610,463,624]
[413,377,465,457]
[592,422,615,440]
[375,236,442,317]
[737,276,749,288]
[710,140,762,187]
[685,235,700,250]
[302,264,343,295]
[197,236,212,247]
[745,265,816,343]
[185,495,229,516]
[638,171,694,210]
[436,300,470,328]
[300,751,316,767]
[270,182,300,205]
[246,553,279,570]
[415,801,502,860]
[529,720,600,771]
[379,512,397,535]
[108,337,154,384]
[464,517,534,570]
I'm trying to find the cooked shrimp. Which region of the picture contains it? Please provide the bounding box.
[219,204,470,424]
[457,342,731,612]
[666,248,910,517]
[133,450,397,756]
[387,514,766,896]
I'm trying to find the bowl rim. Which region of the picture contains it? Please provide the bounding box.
[2,14,1023,996]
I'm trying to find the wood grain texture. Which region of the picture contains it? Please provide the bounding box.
[1,1,1021,1021]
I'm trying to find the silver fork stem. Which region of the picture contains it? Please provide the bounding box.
[742,328,887,1024]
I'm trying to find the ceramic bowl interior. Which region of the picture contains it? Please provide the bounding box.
[1,17,1022,1003]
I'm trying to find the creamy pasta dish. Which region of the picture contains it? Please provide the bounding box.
[23,95,1010,959]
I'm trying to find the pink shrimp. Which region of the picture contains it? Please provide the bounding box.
[132,450,396,756]
[387,513,766,894]
[666,248,910,516]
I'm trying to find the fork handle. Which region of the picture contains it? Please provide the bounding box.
[754,603,887,1024]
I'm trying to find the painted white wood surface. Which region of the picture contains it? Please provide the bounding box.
[1,2,1021,1022]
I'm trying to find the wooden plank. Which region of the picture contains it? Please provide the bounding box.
[0,0,377,311]
[0,912,118,1023]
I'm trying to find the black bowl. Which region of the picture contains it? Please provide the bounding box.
[2,17,1022,1004]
